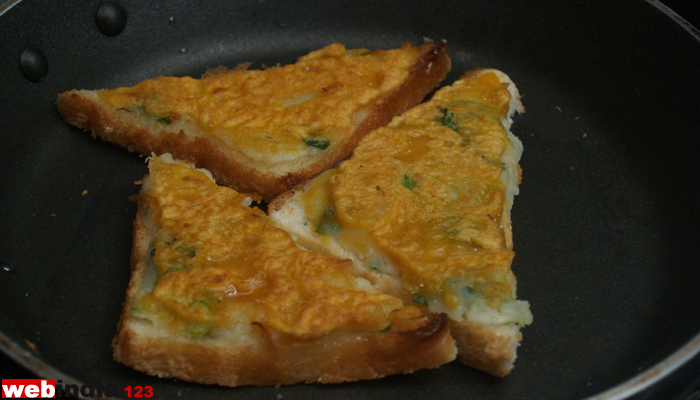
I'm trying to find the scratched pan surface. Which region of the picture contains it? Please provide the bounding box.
[1,0,700,398]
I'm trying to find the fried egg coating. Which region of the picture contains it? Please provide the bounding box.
[97,43,425,167]
[134,157,425,339]
[308,71,521,310]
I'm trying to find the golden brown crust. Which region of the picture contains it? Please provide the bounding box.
[57,42,451,202]
[114,315,455,386]
[113,174,456,387]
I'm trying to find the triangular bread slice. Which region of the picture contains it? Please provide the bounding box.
[57,42,451,202]
[113,154,456,387]
[268,69,532,377]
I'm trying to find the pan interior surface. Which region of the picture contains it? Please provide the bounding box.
[1,0,700,399]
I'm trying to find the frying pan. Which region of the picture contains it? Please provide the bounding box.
[1,0,699,398]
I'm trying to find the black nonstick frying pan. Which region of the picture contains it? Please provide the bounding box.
[1,0,700,398]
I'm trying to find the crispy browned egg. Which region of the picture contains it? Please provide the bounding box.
[97,43,426,165]
[300,71,521,310]
[134,157,426,339]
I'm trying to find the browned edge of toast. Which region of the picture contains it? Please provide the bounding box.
[57,42,451,202]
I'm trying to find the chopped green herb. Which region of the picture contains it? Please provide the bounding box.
[186,321,211,338]
[316,221,340,235]
[460,286,474,296]
[185,302,212,337]
[175,245,196,258]
[481,154,507,172]
[130,306,144,312]
[156,116,172,124]
[316,204,340,235]
[161,232,177,246]
[150,248,156,256]
[442,215,462,235]
[116,107,132,112]
[437,107,460,133]
[412,295,428,305]
[163,264,186,275]
[368,261,380,271]
[402,174,418,190]
[379,324,392,333]
[303,139,331,150]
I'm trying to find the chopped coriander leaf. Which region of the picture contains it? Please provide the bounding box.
[186,321,211,338]
[481,155,507,172]
[442,215,462,235]
[412,295,428,305]
[316,204,340,235]
[150,248,156,256]
[156,116,172,124]
[130,306,144,312]
[402,174,418,190]
[368,261,380,271]
[175,245,196,258]
[189,300,211,310]
[303,138,331,150]
[316,221,340,235]
[163,264,186,275]
[160,232,178,246]
[437,107,460,133]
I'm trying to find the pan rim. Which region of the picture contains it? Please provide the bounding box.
[0,0,23,17]
[0,331,86,391]
[586,332,700,399]
[646,0,700,39]
[3,327,700,397]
